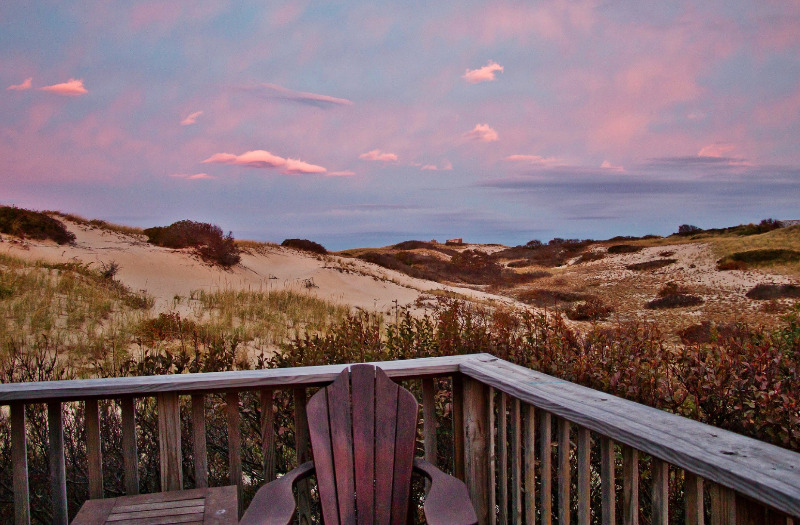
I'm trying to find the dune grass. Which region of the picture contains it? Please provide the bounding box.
[46,210,145,237]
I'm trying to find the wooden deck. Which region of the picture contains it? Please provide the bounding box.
[1,353,798,524]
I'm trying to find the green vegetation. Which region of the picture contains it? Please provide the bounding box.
[0,206,75,244]
[626,258,676,271]
[144,220,241,267]
[607,244,643,254]
[717,249,800,270]
[281,238,328,254]
[746,283,800,300]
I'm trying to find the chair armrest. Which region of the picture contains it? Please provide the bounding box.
[413,458,478,525]
[240,461,315,525]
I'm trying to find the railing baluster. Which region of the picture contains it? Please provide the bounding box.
[452,374,465,480]
[488,387,497,525]
[685,472,704,525]
[623,445,639,525]
[540,410,552,525]
[260,388,276,483]
[577,427,591,525]
[710,483,736,525]
[511,398,522,525]
[226,391,242,517]
[652,458,669,525]
[558,417,571,525]
[523,404,535,525]
[422,378,438,468]
[85,398,103,499]
[120,396,139,495]
[48,401,68,525]
[600,436,616,525]
[463,377,491,525]
[294,387,312,525]
[11,402,30,525]
[156,392,182,491]
[499,392,508,524]
[191,394,208,488]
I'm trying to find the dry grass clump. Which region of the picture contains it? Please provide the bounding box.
[517,288,586,307]
[677,321,748,344]
[565,296,613,321]
[626,259,677,271]
[47,211,144,236]
[745,283,800,300]
[0,206,75,244]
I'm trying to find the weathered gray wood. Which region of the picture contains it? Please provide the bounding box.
[685,472,704,525]
[459,357,800,518]
[259,388,276,483]
[85,398,104,499]
[511,398,522,525]
[711,483,736,525]
[422,378,438,467]
[540,410,552,525]
[523,404,535,525]
[191,394,208,489]
[463,377,490,525]
[157,392,182,491]
[623,446,639,525]
[48,401,68,525]
[453,374,465,481]
[558,417,571,525]
[499,392,508,525]
[11,402,30,525]
[226,392,242,517]
[0,354,478,404]
[652,458,669,525]
[119,396,139,495]
[488,387,497,525]
[600,436,616,525]
[293,387,312,525]
[577,427,591,525]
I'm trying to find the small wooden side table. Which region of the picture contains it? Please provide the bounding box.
[72,486,237,525]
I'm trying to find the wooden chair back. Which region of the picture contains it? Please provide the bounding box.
[306,364,419,525]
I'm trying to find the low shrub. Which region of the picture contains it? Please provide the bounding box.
[678,321,748,344]
[626,259,676,271]
[677,224,702,236]
[565,296,613,321]
[745,283,800,300]
[517,288,585,307]
[646,294,704,309]
[576,251,605,263]
[0,206,75,244]
[144,220,240,267]
[717,249,800,270]
[281,238,328,255]
[607,244,642,254]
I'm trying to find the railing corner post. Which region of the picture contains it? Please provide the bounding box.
[463,376,491,524]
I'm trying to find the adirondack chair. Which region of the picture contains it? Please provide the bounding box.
[240,364,478,525]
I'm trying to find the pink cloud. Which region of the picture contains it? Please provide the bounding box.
[244,83,353,108]
[181,111,203,126]
[327,170,356,177]
[420,160,453,171]
[359,149,398,162]
[600,160,624,172]
[464,124,498,142]
[698,143,736,158]
[39,78,88,96]
[202,149,326,174]
[7,77,33,91]
[171,173,214,180]
[463,61,504,83]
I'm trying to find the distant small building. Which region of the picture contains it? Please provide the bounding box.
[446,238,463,245]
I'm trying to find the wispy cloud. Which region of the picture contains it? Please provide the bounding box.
[327,170,356,177]
[359,149,398,162]
[180,111,203,126]
[242,83,353,108]
[7,77,32,91]
[463,60,504,83]
[39,78,88,96]
[202,149,326,174]
[698,143,736,158]
[601,160,625,172]
[464,123,498,142]
[171,173,214,180]
[505,154,560,166]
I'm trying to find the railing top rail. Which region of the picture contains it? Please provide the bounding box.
[460,356,800,518]
[0,354,480,404]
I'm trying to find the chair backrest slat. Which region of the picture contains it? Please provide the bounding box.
[307,389,341,525]
[374,368,399,524]
[390,384,418,525]
[329,369,356,525]
[351,365,376,525]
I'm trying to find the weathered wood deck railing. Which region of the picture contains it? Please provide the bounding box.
[1,353,798,524]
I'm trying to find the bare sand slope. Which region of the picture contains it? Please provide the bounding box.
[0,221,517,315]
